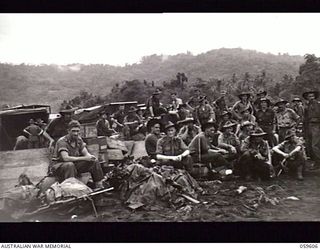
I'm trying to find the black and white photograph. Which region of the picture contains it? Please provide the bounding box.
[0,13,319,225]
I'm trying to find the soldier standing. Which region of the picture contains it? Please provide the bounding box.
[303,90,320,166]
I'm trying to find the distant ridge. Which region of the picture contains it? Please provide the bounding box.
[0,48,304,111]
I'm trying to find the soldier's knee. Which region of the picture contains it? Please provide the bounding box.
[61,162,75,170]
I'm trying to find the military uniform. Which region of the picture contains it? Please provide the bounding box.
[96,118,113,136]
[145,133,160,159]
[232,101,254,121]
[177,125,201,146]
[156,136,192,170]
[276,108,299,142]
[218,132,240,155]
[256,108,277,147]
[123,113,142,139]
[304,99,320,162]
[272,136,306,179]
[24,123,42,149]
[50,134,104,183]
[238,135,273,180]
[188,132,230,169]
[195,104,216,126]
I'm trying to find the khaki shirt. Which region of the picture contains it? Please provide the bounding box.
[156,136,188,156]
[52,134,86,162]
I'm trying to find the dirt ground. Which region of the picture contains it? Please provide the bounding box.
[29,167,320,222]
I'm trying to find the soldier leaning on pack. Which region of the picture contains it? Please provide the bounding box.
[303,90,320,167]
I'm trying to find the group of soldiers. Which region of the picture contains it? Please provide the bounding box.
[141,88,320,181]
[15,87,320,186]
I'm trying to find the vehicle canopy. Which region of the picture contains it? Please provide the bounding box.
[75,101,139,124]
[0,107,50,151]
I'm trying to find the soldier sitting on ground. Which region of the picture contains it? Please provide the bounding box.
[237,121,255,142]
[217,121,240,163]
[49,120,104,189]
[272,130,306,180]
[177,117,201,146]
[156,121,193,171]
[188,120,231,173]
[144,118,162,160]
[237,128,275,181]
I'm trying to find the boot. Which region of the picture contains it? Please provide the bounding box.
[296,165,304,181]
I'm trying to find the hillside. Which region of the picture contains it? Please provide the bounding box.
[0,48,304,111]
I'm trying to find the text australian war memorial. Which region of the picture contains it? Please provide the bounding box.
[0,51,319,222]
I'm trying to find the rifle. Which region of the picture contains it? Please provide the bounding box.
[277,158,288,177]
[165,179,200,204]
[24,187,114,218]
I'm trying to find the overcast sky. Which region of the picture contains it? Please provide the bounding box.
[0,13,319,66]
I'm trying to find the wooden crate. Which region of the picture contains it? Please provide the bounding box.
[80,122,97,138]
[106,149,124,161]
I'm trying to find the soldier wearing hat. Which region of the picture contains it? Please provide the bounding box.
[255,97,277,147]
[217,121,240,161]
[45,104,77,149]
[123,106,143,140]
[177,103,191,121]
[189,120,231,172]
[112,105,126,132]
[212,90,228,124]
[177,117,201,145]
[303,90,320,165]
[275,98,300,143]
[291,97,304,137]
[291,97,304,118]
[156,121,193,170]
[145,118,162,159]
[96,110,114,137]
[232,91,254,121]
[272,129,306,180]
[186,88,202,111]
[195,96,216,126]
[23,118,43,149]
[237,121,255,142]
[218,110,238,133]
[146,88,166,117]
[237,128,274,180]
[49,120,104,189]
[253,88,268,112]
[238,106,256,128]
